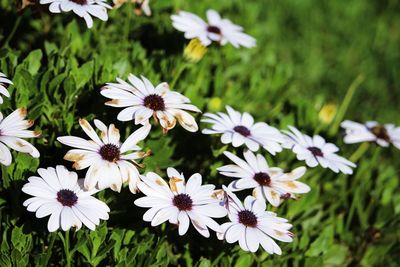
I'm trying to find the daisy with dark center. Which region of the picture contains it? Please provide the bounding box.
[371,126,390,141]
[143,94,165,111]
[22,166,110,232]
[134,168,227,237]
[238,209,258,228]
[101,74,201,133]
[233,125,251,137]
[207,25,221,35]
[0,72,12,104]
[0,108,40,166]
[218,150,310,207]
[57,119,151,192]
[57,189,78,206]
[217,187,293,253]
[341,120,400,149]
[308,146,324,157]
[39,0,111,28]
[172,193,193,211]
[283,126,356,174]
[171,9,256,48]
[202,106,285,154]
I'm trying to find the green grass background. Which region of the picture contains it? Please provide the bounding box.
[0,0,399,266]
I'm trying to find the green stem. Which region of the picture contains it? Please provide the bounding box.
[170,63,189,88]
[2,16,22,48]
[1,165,10,188]
[329,74,365,135]
[43,233,57,266]
[345,146,380,229]
[349,142,370,163]
[64,231,71,267]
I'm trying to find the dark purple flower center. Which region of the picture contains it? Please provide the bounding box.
[233,125,251,137]
[207,25,221,35]
[172,193,193,211]
[99,144,120,162]
[371,126,391,142]
[238,210,258,227]
[71,0,87,5]
[254,172,271,186]
[308,146,323,157]
[143,94,165,111]
[57,189,78,207]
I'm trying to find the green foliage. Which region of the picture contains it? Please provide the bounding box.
[0,226,32,267]
[0,0,399,266]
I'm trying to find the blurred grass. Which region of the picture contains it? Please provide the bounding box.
[0,0,399,266]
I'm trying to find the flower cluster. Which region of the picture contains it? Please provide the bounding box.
[38,0,256,50]
[2,1,396,258]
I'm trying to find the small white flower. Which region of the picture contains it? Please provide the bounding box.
[218,150,310,207]
[0,72,12,104]
[22,165,110,232]
[202,106,285,154]
[283,126,356,174]
[40,0,111,29]
[0,108,40,166]
[101,74,201,133]
[171,9,256,48]
[113,0,151,16]
[134,0,151,16]
[341,120,400,149]
[134,168,227,237]
[57,119,151,192]
[217,187,293,254]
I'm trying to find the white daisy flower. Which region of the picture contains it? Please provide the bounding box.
[218,150,310,207]
[0,72,12,104]
[217,187,293,254]
[283,126,356,174]
[22,165,110,232]
[57,119,151,193]
[40,0,111,29]
[171,9,256,48]
[202,106,285,154]
[0,108,40,166]
[100,74,201,133]
[134,168,227,237]
[341,120,400,149]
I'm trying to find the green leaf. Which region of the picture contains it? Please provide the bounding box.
[22,49,43,76]
[71,61,94,89]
